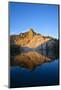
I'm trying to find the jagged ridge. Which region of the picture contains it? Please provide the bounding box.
[10,28,58,49]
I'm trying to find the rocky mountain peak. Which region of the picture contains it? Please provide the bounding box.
[28,28,34,32]
[10,28,58,48]
[28,28,36,35]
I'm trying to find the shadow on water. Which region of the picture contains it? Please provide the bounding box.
[10,48,59,88]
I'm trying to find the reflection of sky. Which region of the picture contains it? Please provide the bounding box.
[9,2,59,39]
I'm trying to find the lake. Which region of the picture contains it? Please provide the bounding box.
[10,50,59,88]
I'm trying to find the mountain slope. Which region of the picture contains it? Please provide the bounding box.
[25,35,51,48]
[10,28,36,46]
[10,28,58,49]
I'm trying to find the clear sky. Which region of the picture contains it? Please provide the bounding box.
[9,2,59,39]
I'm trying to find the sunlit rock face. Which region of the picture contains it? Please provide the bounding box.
[10,50,58,70]
[10,28,58,49]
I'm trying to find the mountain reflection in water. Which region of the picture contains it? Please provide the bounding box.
[11,50,58,70]
[10,49,59,88]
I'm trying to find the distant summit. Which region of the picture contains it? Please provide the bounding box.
[19,28,36,38]
[28,28,36,38]
[28,28,34,32]
[28,28,36,33]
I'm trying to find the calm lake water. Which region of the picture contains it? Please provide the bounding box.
[10,50,59,88]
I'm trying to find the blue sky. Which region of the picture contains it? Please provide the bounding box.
[9,2,59,39]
